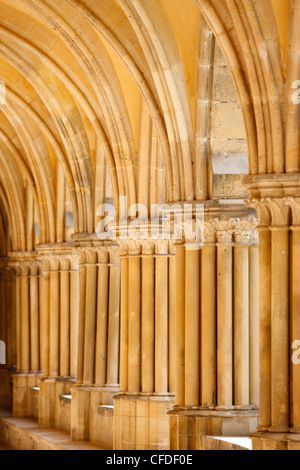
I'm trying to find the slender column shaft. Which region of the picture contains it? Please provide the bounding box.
[0,275,7,348]
[15,275,21,372]
[30,270,40,372]
[141,256,155,394]
[95,263,109,385]
[83,263,97,385]
[217,244,233,408]
[70,268,80,378]
[42,271,50,377]
[185,248,200,407]
[107,262,121,386]
[249,244,259,407]
[120,257,129,393]
[155,256,169,394]
[128,256,141,394]
[49,270,60,377]
[201,245,217,408]
[168,255,176,394]
[291,227,300,431]
[60,269,70,377]
[20,274,30,372]
[7,274,16,368]
[175,245,185,406]
[258,227,272,430]
[77,264,86,384]
[39,274,44,373]
[269,227,290,432]
[234,245,250,407]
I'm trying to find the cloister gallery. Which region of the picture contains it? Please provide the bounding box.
[0,0,299,452]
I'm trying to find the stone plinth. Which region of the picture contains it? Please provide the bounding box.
[251,432,300,451]
[113,394,175,451]
[71,385,119,443]
[169,408,259,450]
[13,373,42,418]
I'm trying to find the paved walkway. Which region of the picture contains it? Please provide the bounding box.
[0,409,108,451]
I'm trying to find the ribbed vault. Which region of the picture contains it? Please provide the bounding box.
[0,0,292,250]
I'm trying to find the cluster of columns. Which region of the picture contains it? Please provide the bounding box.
[169,205,260,449]
[6,239,122,443]
[114,234,176,450]
[38,245,80,427]
[71,239,121,443]
[118,238,175,397]
[174,216,259,409]
[246,174,300,450]
[0,259,16,409]
[8,254,43,417]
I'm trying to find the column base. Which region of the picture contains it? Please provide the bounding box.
[71,384,120,444]
[0,369,14,409]
[39,377,75,429]
[168,408,259,450]
[251,431,300,450]
[12,373,42,418]
[113,394,175,451]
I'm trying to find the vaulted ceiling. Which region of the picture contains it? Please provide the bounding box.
[0,0,292,252]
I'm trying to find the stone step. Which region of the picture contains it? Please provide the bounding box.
[0,410,109,450]
[198,436,252,451]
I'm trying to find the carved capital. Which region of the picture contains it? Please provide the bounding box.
[141,240,156,256]
[204,221,217,244]
[266,198,290,226]
[127,240,142,256]
[284,197,300,226]
[246,199,271,226]
[214,219,235,244]
[107,245,120,264]
[60,256,71,272]
[234,219,258,244]
[118,240,130,257]
[81,247,98,265]
[155,240,169,256]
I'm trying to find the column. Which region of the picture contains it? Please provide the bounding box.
[70,255,80,379]
[106,246,121,387]
[83,249,98,385]
[20,263,30,374]
[216,227,234,409]
[168,250,176,395]
[127,243,141,394]
[76,251,86,385]
[234,232,250,408]
[291,222,300,431]
[71,240,121,444]
[38,248,76,428]
[9,257,41,417]
[269,201,290,433]
[155,241,169,395]
[185,244,200,407]
[200,235,217,409]
[119,246,129,393]
[60,256,70,378]
[29,262,40,373]
[114,236,175,450]
[249,242,259,409]
[175,243,185,407]
[49,257,60,378]
[95,249,109,386]
[245,176,300,450]
[141,242,155,395]
[40,258,50,378]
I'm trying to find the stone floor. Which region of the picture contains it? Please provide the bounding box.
[0,410,109,451]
